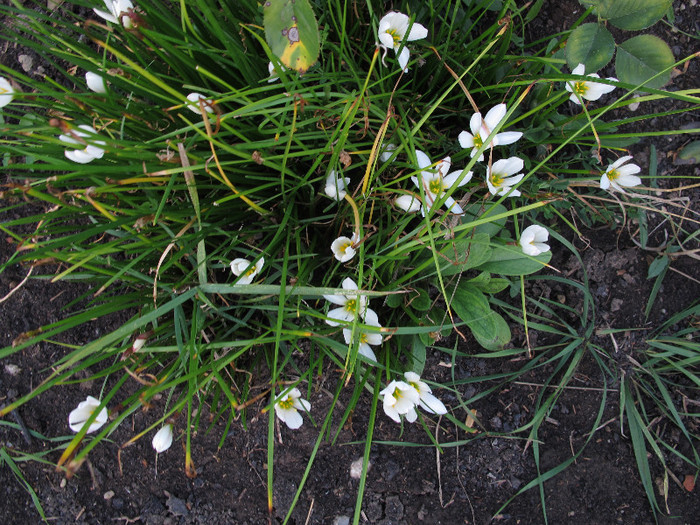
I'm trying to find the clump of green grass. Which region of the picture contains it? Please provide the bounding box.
[1,0,698,522]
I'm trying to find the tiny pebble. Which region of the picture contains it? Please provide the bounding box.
[104,490,115,500]
[350,457,369,479]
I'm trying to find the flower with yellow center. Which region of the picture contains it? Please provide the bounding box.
[377,12,428,72]
[565,63,617,105]
[404,372,447,415]
[411,149,472,215]
[458,104,523,162]
[274,388,311,430]
[230,256,264,284]
[600,155,641,192]
[342,308,382,364]
[324,277,375,326]
[331,233,359,263]
[380,380,420,423]
[486,157,525,197]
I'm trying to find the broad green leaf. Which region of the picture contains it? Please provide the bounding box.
[676,140,700,164]
[460,203,508,237]
[263,0,319,73]
[385,292,403,308]
[616,35,674,91]
[411,335,426,375]
[566,23,615,72]
[584,0,672,31]
[434,232,492,277]
[411,288,431,312]
[467,272,510,294]
[476,244,552,276]
[450,283,510,351]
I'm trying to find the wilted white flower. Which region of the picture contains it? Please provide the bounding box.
[380,380,420,423]
[230,257,264,284]
[85,71,107,94]
[68,396,108,433]
[342,308,382,363]
[59,124,106,164]
[458,104,522,162]
[323,277,374,326]
[323,170,350,201]
[379,143,397,162]
[331,233,359,263]
[0,76,15,108]
[404,372,447,415]
[519,225,550,256]
[186,92,215,115]
[394,194,422,213]
[94,0,134,28]
[486,157,524,197]
[411,149,472,214]
[274,388,311,429]
[152,424,173,453]
[377,11,428,72]
[600,155,642,192]
[565,63,617,105]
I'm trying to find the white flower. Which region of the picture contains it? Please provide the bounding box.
[380,380,420,423]
[404,372,447,415]
[0,76,14,108]
[59,124,106,164]
[186,92,215,115]
[274,388,311,430]
[379,143,397,162]
[457,104,522,161]
[230,257,264,284]
[68,396,108,433]
[486,157,524,197]
[394,194,422,213]
[565,63,617,105]
[377,11,428,72]
[411,149,472,215]
[152,424,173,453]
[342,308,382,363]
[323,170,350,201]
[600,155,642,192]
[85,71,107,94]
[267,61,288,83]
[331,233,359,263]
[519,225,550,256]
[323,277,372,326]
[94,0,134,28]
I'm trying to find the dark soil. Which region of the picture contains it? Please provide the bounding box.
[1,1,699,524]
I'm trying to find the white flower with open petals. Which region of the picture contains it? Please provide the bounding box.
[411,149,472,215]
[600,156,642,192]
[186,92,215,115]
[380,380,420,423]
[486,157,524,197]
[324,170,351,201]
[59,124,106,164]
[274,388,311,430]
[343,308,382,364]
[0,76,15,108]
[230,257,264,284]
[94,0,134,28]
[458,104,522,161]
[85,71,107,94]
[404,372,447,415]
[377,12,428,72]
[519,225,550,256]
[323,277,373,326]
[69,396,108,433]
[331,233,359,263]
[152,424,173,453]
[565,63,617,105]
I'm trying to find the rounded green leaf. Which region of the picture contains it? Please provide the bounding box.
[616,35,674,91]
[566,23,615,72]
[585,0,672,31]
[263,0,319,73]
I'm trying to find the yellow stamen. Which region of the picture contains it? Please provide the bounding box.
[573,81,588,95]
